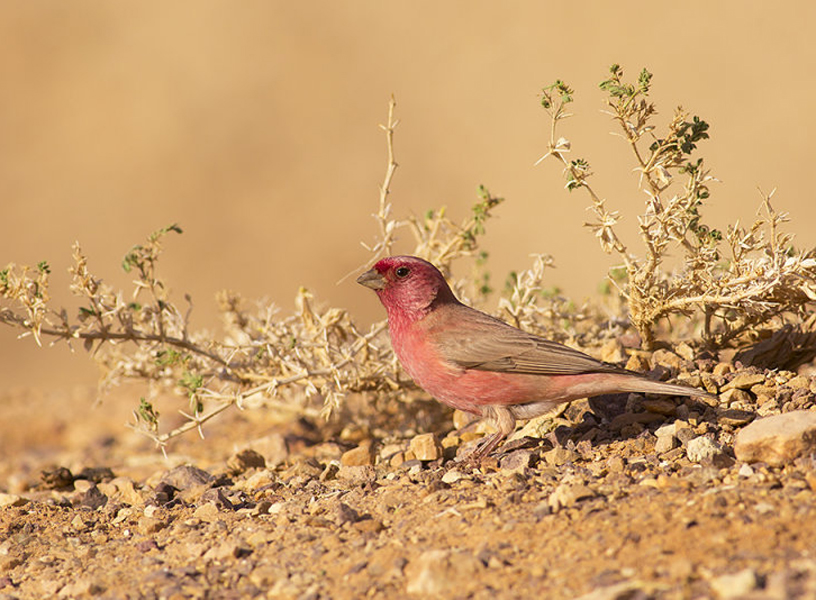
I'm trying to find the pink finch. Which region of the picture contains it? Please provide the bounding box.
[357,255,717,461]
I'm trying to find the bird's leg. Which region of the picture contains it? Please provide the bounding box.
[464,406,516,465]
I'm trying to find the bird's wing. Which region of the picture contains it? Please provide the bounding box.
[431,306,625,376]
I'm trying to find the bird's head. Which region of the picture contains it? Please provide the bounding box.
[356,255,457,319]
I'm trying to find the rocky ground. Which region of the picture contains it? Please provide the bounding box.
[2,350,816,599]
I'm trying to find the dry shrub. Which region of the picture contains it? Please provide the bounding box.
[3,69,815,447]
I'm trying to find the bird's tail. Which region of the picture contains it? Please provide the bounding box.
[617,376,719,402]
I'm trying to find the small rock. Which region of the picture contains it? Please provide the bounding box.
[76,484,108,510]
[0,493,27,508]
[341,440,374,467]
[193,503,220,522]
[713,362,734,377]
[98,477,144,506]
[625,353,651,372]
[717,408,754,427]
[409,433,442,461]
[138,517,168,535]
[600,340,625,363]
[686,436,723,463]
[676,342,695,361]
[709,568,758,599]
[500,450,534,472]
[329,501,360,526]
[722,373,766,391]
[40,466,74,490]
[734,410,816,466]
[642,398,677,415]
[719,388,752,406]
[354,517,385,534]
[441,469,468,484]
[575,581,648,600]
[655,423,677,438]
[57,577,105,598]
[200,488,234,510]
[655,435,679,454]
[241,470,277,493]
[203,541,252,562]
[160,465,214,490]
[737,464,754,478]
[337,465,376,483]
[548,483,596,512]
[788,376,810,390]
[543,447,579,466]
[405,549,481,595]
[452,410,474,430]
[751,383,777,398]
[76,466,115,484]
[247,433,289,467]
[227,449,266,474]
[652,349,684,371]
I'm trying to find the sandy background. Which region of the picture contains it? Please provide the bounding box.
[1,3,814,390]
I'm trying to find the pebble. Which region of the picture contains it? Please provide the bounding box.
[713,362,734,377]
[160,465,214,490]
[655,435,679,454]
[0,493,27,508]
[642,398,677,415]
[719,388,752,405]
[405,549,482,595]
[543,447,578,466]
[548,483,596,512]
[709,568,758,598]
[337,465,377,483]
[717,409,754,427]
[734,410,816,466]
[227,449,266,474]
[341,440,374,467]
[600,340,625,363]
[441,469,468,484]
[686,436,723,463]
[409,433,442,461]
[499,449,534,473]
[246,433,290,467]
[193,503,220,522]
[722,373,766,391]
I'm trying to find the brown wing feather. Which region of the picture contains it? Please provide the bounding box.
[430,305,626,376]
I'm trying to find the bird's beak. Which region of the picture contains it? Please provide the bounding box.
[356,268,386,291]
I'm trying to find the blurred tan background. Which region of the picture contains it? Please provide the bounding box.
[2,3,814,390]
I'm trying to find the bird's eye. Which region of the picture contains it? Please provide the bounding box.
[395,266,410,278]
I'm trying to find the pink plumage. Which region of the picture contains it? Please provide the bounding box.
[357,255,716,461]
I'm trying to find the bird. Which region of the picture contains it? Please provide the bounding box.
[357,255,717,462]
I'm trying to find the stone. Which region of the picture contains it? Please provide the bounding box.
[709,568,758,599]
[543,447,578,466]
[722,373,766,391]
[160,465,214,490]
[600,340,625,363]
[734,410,816,466]
[655,435,679,454]
[713,362,734,377]
[0,493,28,508]
[548,483,596,512]
[500,449,534,473]
[409,433,442,461]
[686,436,723,463]
[405,549,481,595]
[341,440,374,466]
[441,469,468,484]
[642,398,677,415]
[227,449,266,474]
[719,388,752,405]
[247,433,290,467]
